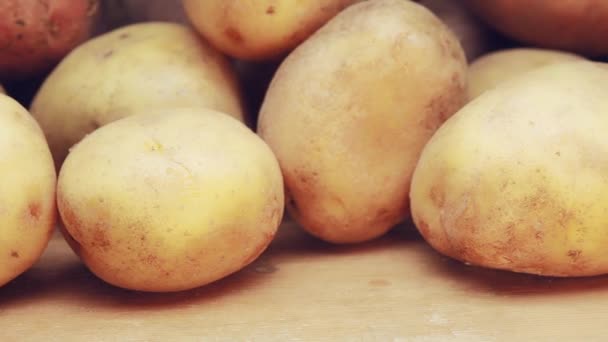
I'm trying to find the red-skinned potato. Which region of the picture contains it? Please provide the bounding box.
[464,0,608,57]
[0,0,100,81]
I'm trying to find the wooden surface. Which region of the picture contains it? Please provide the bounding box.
[2,220,608,341]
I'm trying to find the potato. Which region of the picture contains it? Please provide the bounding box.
[417,0,500,61]
[464,0,608,56]
[0,0,100,81]
[57,108,284,292]
[410,61,608,277]
[182,0,359,60]
[0,94,56,287]
[30,22,244,168]
[258,0,467,244]
[468,48,585,100]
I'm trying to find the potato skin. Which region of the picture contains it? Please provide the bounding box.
[465,0,608,56]
[258,0,467,244]
[468,48,584,100]
[411,61,608,277]
[182,0,359,60]
[0,94,56,287]
[0,0,99,81]
[30,22,244,168]
[57,108,284,292]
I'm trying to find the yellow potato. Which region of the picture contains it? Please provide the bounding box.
[57,108,284,292]
[0,94,56,287]
[410,61,608,277]
[182,0,359,60]
[468,48,584,100]
[30,22,244,168]
[258,0,467,244]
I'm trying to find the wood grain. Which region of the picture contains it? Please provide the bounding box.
[1,220,608,341]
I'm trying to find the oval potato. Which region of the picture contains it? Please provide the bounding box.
[30,22,244,168]
[58,108,284,292]
[0,94,56,287]
[0,0,100,81]
[258,0,467,243]
[411,61,608,277]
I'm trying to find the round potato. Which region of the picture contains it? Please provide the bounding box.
[464,0,608,56]
[410,61,608,277]
[468,48,584,100]
[0,0,100,81]
[57,107,284,292]
[182,0,359,60]
[0,94,56,287]
[30,22,244,168]
[258,0,467,244]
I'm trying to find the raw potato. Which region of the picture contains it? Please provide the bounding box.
[410,61,608,277]
[182,0,359,60]
[258,0,467,244]
[57,108,284,292]
[0,94,56,287]
[30,22,244,168]
[0,0,100,80]
[464,0,608,56]
[417,0,499,61]
[468,48,584,100]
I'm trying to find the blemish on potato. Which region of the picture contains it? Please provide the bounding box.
[567,250,582,261]
[146,140,163,152]
[28,202,42,220]
[224,27,244,44]
[266,6,276,15]
[118,32,130,40]
[429,184,445,207]
[102,50,114,59]
[10,251,19,258]
[14,19,25,26]
[91,226,111,249]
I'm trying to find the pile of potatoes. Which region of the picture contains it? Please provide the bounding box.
[2,0,608,293]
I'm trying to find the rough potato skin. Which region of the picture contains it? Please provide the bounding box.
[57,108,284,292]
[468,48,584,100]
[0,94,56,287]
[258,0,467,244]
[0,0,99,81]
[30,22,244,169]
[182,0,359,60]
[411,61,608,277]
[465,0,608,56]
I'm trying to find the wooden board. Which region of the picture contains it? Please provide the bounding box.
[2,220,608,341]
